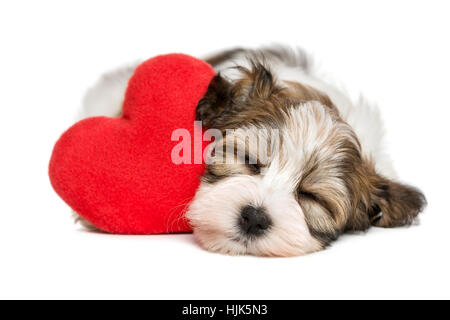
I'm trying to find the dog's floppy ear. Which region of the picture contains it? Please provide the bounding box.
[196,73,233,127]
[367,173,426,227]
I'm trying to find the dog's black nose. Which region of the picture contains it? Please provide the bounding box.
[239,205,271,236]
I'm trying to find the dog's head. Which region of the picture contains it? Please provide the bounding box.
[187,62,426,256]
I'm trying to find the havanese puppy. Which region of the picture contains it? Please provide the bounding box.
[78,46,426,257]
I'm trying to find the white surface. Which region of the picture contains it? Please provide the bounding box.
[0,0,449,299]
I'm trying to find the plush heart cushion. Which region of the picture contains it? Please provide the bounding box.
[49,54,215,234]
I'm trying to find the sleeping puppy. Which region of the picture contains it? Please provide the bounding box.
[78,46,426,256]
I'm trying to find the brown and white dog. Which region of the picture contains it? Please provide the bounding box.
[78,46,426,257]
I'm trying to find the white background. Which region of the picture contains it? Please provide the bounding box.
[1,0,449,299]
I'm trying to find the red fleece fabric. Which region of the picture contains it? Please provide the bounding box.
[49,54,215,234]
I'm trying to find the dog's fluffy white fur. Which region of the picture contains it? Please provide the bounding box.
[78,46,425,257]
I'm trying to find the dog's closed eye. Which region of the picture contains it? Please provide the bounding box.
[297,190,317,201]
[297,190,333,214]
[246,162,261,174]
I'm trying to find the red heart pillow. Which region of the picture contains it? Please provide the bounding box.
[49,54,215,234]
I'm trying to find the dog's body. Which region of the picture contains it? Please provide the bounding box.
[79,46,425,256]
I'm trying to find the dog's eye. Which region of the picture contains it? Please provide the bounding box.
[246,163,261,174]
[298,190,333,215]
[297,190,318,201]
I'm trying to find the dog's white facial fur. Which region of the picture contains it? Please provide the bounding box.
[188,175,322,256]
[187,101,360,256]
[78,46,426,256]
[187,102,355,256]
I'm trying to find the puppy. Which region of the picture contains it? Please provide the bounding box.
[79,46,426,256]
